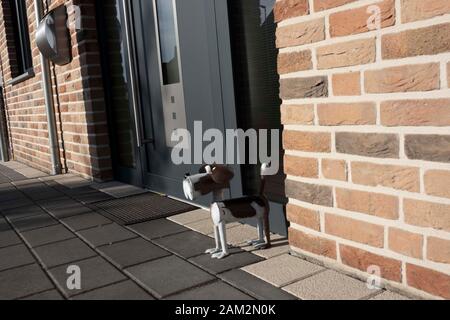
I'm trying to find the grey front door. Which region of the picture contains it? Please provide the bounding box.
[130,0,242,205]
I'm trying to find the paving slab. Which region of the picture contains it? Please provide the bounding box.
[22,290,64,300]
[284,270,379,300]
[48,256,127,298]
[61,212,112,232]
[153,230,216,259]
[94,183,148,199]
[0,218,11,232]
[72,280,154,300]
[185,218,216,235]
[126,255,215,299]
[168,209,210,225]
[2,205,46,221]
[98,238,170,268]
[20,224,75,248]
[0,230,22,249]
[54,176,92,189]
[33,238,97,269]
[370,291,411,300]
[0,244,35,271]
[189,248,264,275]
[242,254,325,288]
[0,264,54,300]
[239,233,290,259]
[166,281,253,300]
[219,269,298,300]
[74,191,115,204]
[77,223,138,248]
[0,189,25,202]
[129,219,189,240]
[0,198,35,211]
[39,198,93,219]
[9,214,58,232]
[223,224,262,247]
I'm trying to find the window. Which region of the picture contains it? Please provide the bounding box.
[8,0,33,79]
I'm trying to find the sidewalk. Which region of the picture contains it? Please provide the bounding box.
[0,161,411,300]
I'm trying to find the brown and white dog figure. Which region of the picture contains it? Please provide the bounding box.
[183,164,234,202]
[206,163,272,260]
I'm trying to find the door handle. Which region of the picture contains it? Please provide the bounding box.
[122,0,143,148]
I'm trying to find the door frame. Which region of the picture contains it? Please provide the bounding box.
[100,0,244,201]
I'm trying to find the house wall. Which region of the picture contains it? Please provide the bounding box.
[276,0,450,299]
[0,0,112,180]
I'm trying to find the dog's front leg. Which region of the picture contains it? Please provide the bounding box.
[247,218,266,248]
[205,225,221,255]
[212,222,229,259]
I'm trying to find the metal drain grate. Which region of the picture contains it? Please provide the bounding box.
[94,193,196,225]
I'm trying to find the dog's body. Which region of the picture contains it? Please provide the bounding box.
[206,164,271,259]
[182,163,272,260]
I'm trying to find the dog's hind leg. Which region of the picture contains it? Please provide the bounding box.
[248,217,266,247]
[205,225,221,255]
[212,222,229,259]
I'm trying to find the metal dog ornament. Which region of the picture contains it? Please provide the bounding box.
[206,163,272,260]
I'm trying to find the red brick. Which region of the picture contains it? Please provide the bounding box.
[274,0,309,22]
[388,228,423,259]
[340,245,402,282]
[332,72,361,96]
[284,155,319,178]
[276,18,325,48]
[283,131,331,153]
[424,170,450,199]
[401,0,450,23]
[365,64,440,94]
[336,188,399,220]
[313,0,356,11]
[407,264,450,299]
[289,227,337,259]
[287,204,321,231]
[281,104,315,125]
[427,237,450,264]
[322,159,347,181]
[330,0,395,37]
[317,102,376,126]
[381,99,450,127]
[325,214,384,247]
[404,199,450,232]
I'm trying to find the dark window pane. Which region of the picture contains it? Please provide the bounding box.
[155,0,180,85]
[8,0,32,76]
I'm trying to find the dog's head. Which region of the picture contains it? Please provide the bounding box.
[183,165,234,201]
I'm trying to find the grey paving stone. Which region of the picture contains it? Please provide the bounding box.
[242,254,325,288]
[283,270,379,300]
[61,212,112,231]
[189,249,264,275]
[9,214,58,232]
[153,230,216,259]
[0,190,25,202]
[94,183,148,199]
[77,223,138,248]
[219,269,298,300]
[48,256,127,298]
[98,238,170,268]
[2,205,46,221]
[39,198,93,219]
[129,219,189,240]
[0,218,11,232]
[0,230,22,249]
[166,281,253,300]
[22,290,64,300]
[21,224,76,248]
[33,238,97,269]
[126,255,215,299]
[0,264,54,300]
[0,197,34,212]
[168,209,210,225]
[0,244,35,271]
[75,191,115,204]
[72,280,154,300]
[370,291,411,300]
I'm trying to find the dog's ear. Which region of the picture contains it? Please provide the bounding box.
[211,165,234,185]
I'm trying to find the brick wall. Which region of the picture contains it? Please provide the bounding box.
[0,0,112,180]
[276,0,450,299]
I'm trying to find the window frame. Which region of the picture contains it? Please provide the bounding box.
[7,0,34,85]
